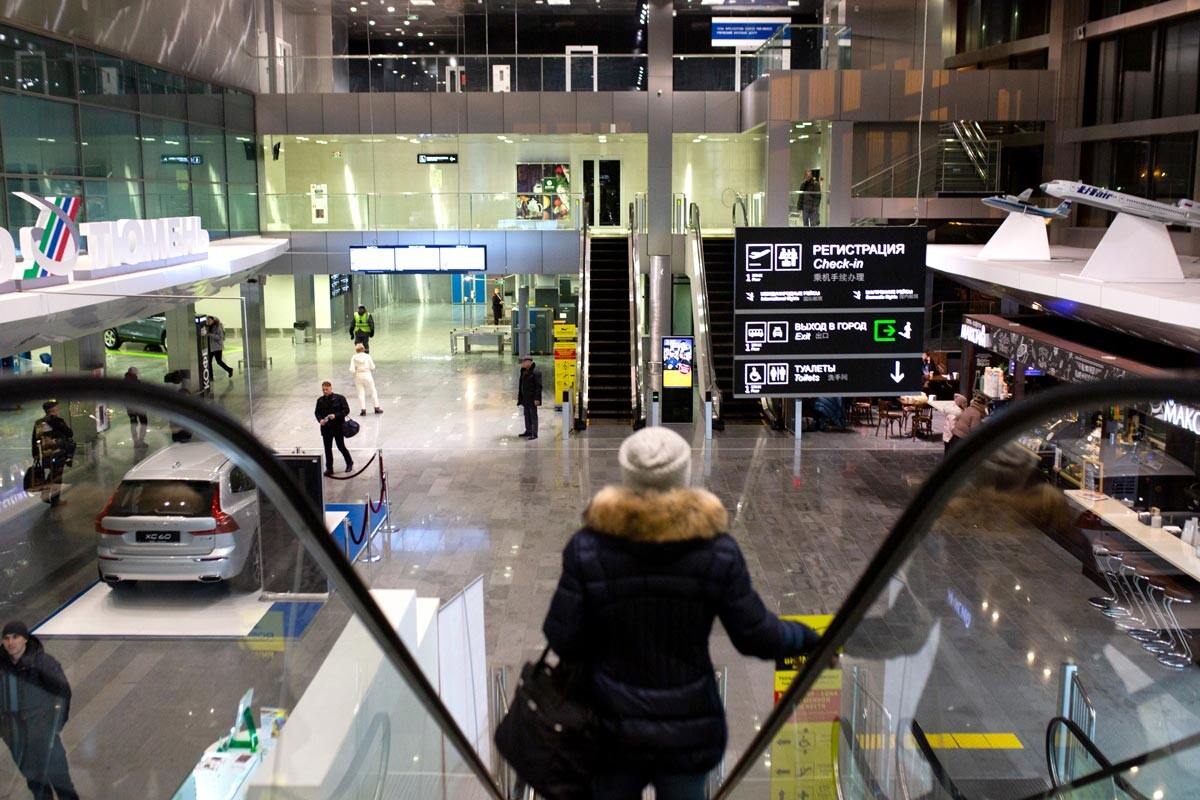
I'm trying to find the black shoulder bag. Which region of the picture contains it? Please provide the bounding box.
[494,647,596,800]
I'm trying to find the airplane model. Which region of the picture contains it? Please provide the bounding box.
[1040,179,1200,228]
[981,188,1072,219]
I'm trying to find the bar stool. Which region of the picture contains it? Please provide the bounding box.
[1126,572,1174,655]
[1155,590,1194,670]
[1088,546,1123,613]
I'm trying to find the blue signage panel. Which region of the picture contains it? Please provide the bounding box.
[711,18,791,47]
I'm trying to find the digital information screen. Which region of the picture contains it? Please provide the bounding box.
[662,336,694,388]
[349,244,486,274]
[733,228,927,399]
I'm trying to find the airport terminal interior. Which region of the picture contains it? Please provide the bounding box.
[1,1,1200,798]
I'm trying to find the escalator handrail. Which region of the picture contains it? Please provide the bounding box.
[628,202,644,422]
[578,200,591,425]
[713,378,1200,800]
[5,376,506,800]
[1044,717,1152,800]
[910,719,969,800]
[686,202,723,420]
[1020,729,1200,800]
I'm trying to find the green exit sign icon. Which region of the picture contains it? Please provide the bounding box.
[873,319,898,342]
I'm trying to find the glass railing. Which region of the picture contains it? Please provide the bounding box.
[256,45,848,95]
[259,191,584,232]
[715,378,1200,800]
[0,376,502,799]
[755,24,852,74]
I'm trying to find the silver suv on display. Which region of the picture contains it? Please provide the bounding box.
[95,443,262,590]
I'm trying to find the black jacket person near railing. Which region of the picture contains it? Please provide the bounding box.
[542,427,820,799]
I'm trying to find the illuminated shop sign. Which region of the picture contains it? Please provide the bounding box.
[960,318,992,349]
[1151,400,1200,435]
[0,194,210,293]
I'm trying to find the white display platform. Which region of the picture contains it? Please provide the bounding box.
[926,244,1200,338]
[246,589,442,799]
[1081,213,1185,282]
[34,582,270,638]
[978,211,1051,261]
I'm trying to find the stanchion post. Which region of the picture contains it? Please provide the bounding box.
[561,390,571,441]
[704,391,713,441]
[652,391,661,427]
[360,493,381,564]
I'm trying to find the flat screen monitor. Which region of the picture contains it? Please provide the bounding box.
[350,246,396,273]
[397,245,440,272]
[662,336,694,389]
[348,244,486,273]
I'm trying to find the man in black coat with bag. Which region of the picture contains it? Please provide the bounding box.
[1,621,78,800]
[315,381,354,478]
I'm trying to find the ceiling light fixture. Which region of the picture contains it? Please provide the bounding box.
[410,0,434,4]
[387,5,395,10]
[369,19,376,25]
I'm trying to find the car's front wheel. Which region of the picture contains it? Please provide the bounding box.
[159,332,168,352]
[103,329,120,349]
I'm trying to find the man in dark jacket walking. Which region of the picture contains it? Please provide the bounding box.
[516,356,543,440]
[542,428,819,798]
[315,381,354,477]
[0,621,78,800]
[30,401,74,507]
[798,169,822,227]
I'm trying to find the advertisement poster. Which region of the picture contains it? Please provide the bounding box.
[516,163,571,222]
[309,183,328,225]
[553,321,577,405]
[772,614,840,800]
[662,336,693,389]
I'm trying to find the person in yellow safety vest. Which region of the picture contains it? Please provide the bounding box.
[351,305,375,353]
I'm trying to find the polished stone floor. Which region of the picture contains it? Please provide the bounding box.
[0,302,1195,798]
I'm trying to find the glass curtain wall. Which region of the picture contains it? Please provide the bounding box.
[0,23,259,243]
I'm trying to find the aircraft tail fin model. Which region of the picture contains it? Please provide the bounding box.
[1017,188,1033,202]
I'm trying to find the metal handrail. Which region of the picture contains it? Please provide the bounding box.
[628,204,644,424]
[686,202,722,422]
[910,720,969,800]
[850,143,942,198]
[732,193,749,228]
[577,201,591,427]
[1045,717,1151,800]
[4,376,506,800]
[713,378,1200,800]
[950,121,989,183]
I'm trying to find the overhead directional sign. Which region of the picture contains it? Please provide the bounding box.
[733,227,927,398]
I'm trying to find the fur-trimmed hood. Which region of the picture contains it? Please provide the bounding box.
[583,486,728,543]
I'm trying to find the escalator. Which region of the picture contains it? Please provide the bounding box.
[701,236,764,424]
[709,378,1200,800]
[586,235,634,422]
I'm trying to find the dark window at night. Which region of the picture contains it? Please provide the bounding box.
[1085,19,1200,125]
[956,0,1051,53]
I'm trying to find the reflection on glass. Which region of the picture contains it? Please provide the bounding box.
[0,94,80,176]
[189,124,228,184]
[225,133,258,185]
[143,180,192,219]
[84,180,145,223]
[0,25,76,98]
[193,182,230,240]
[80,107,142,180]
[0,384,500,799]
[228,186,260,236]
[77,47,139,108]
[141,118,190,182]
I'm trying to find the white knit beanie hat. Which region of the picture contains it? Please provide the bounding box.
[618,427,692,491]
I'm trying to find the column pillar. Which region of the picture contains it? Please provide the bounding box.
[242,277,269,369]
[827,121,853,227]
[766,120,793,227]
[164,304,203,392]
[294,274,316,342]
[49,332,106,441]
[645,0,673,417]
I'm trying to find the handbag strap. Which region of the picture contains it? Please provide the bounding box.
[535,645,551,667]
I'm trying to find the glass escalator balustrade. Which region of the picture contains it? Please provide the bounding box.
[0,378,500,800]
[716,381,1200,800]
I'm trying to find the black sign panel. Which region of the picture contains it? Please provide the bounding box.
[733,227,927,398]
[740,356,925,396]
[738,311,925,356]
[417,153,458,164]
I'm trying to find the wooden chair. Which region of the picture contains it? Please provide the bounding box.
[909,406,934,440]
[848,400,874,427]
[875,399,903,437]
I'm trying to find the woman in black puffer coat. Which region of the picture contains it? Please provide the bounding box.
[542,427,819,799]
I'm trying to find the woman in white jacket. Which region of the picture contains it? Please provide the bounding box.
[349,343,383,415]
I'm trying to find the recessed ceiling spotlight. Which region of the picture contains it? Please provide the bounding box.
[416,31,423,36]
[403,19,411,25]
[369,19,376,25]
[349,5,357,10]
[387,5,395,10]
